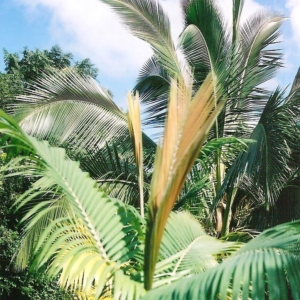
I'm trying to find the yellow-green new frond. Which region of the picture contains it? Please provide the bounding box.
[127,92,144,217]
[145,73,226,289]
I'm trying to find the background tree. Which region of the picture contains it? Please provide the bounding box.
[0,45,98,108]
[3,45,98,81]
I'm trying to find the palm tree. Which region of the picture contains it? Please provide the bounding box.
[1,71,300,298]
[6,0,291,236]
[133,0,298,236]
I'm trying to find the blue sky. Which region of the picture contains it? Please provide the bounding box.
[1,0,300,108]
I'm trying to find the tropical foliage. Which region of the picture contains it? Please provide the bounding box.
[1,0,300,299]
[0,46,99,299]
[0,168,73,300]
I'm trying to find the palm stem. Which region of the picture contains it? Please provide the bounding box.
[139,165,145,218]
[221,187,237,237]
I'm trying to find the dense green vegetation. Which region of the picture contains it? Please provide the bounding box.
[0,45,98,107]
[0,45,98,299]
[1,0,300,299]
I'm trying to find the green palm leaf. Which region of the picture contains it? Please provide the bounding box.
[98,0,181,77]
[175,137,252,227]
[153,212,239,288]
[79,143,152,207]
[9,69,130,151]
[290,67,300,93]
[178,24,211,85]
[142,220,300,300]
[181,0,229,75]
[247,176,300,230]
[0,110,144,299]
[217,88,298,234]
[239,10,283,87]
[134,56,171,128]
[6,69,156,206]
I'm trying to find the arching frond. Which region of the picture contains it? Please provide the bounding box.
[178,24,211,85]
[8,69,133,151]
[153,212,240,288]
[217,88,299,233]
[0,111,144,299]
[175,137,252,230]
[98,0,181,78]
[6,69,157,206]
[181,0,230,75]
[142,221,300,300]
[134,55,171,128]
[238,10,284,96]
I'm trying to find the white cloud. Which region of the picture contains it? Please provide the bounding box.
[15,0,153,79]
[286,0,300,50]
[15,0,185,80]
[15,0,264,83]
[161,0,184,40]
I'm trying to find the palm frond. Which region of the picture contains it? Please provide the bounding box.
[14,193,71,270]
[217,88,298,233]
[142,221,300,300]
[178,24,211,85]
[127,92,144,217]
[181,0,230,74]
[232,0,245,42]
[175,171,213,219]
[6,69,157,207]
[9,68,156,158]
[0,110,144,299]
[290,67,300,94]
[8,69,128,150]
[153,212,239,287]
[81,144,140,204]
[199,137,252,166]
[214,8,284,141]
[238,10,284,98]
[247,177,300,231]
[78,142,153,208]
[175,137,252,229]
[99,0,181,78]
[134,55,171,128]
[144,73,227,289]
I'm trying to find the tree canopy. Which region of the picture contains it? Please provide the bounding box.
[0,45,98,108]
[3,45,98,81]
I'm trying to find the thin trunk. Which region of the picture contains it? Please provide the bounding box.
[216,196,226,235]
[219,0,244,237]
[221,187,237,237]
[139,163,144,218]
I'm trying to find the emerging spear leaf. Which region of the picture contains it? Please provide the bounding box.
[144,73,226,289]
[127,92,144,217]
